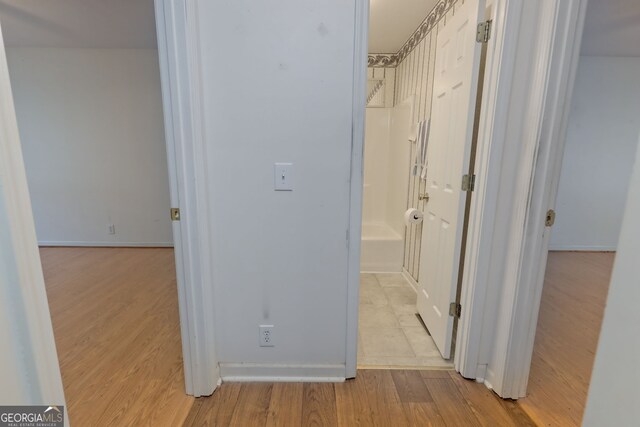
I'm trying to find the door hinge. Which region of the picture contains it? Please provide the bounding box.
[170,208,181,221]
[545,209,556,227]
[449,303,462,318]
[461,174,476,192]
[476,20,492,43]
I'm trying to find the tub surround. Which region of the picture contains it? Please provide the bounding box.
[361,224,404,272]
[360,101,412,272]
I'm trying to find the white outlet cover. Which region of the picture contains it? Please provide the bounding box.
[259,324,274,347]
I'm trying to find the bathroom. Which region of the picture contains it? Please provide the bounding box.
[358,0,467,368]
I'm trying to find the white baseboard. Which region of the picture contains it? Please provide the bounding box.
[219,363,346,382]
[362,268,418,293]
[361,269,403,274]
[548,245,616,252]
[38,241,174,248]
[360,263,403,272]
[402,268,419,294]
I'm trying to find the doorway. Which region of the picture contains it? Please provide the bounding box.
[358,0,487,369]
[0,1,193,424]
[359,94,450,368]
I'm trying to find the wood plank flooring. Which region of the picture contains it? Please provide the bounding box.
[517,251,614,426]
[185,251,613,426]
[40,247,194,427]
[42,248,612,426]
[185,369,535,426]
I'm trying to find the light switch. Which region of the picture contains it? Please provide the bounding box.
[274,163,294,191]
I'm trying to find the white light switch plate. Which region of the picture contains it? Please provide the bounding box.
[274,163,293,191]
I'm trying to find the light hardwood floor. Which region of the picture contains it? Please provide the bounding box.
[518,251,614,426]
[41,247,194,426]
[184,369,536,426]
[43,248,612,426]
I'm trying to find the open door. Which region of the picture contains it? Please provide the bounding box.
[417,0,485,359]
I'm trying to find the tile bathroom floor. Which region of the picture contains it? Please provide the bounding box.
[358,273,453,368]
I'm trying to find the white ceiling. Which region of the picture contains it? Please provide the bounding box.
[0,0,637,56]
[581,0,640,56]
[369,0,439,53]
[0,0,157,48]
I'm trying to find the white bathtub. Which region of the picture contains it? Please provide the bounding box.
[360,223,404,272]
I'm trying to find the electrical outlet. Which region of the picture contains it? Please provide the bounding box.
[107,224,116,235]
[259,325,274,347]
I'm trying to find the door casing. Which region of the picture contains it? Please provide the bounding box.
[155,0,220,396]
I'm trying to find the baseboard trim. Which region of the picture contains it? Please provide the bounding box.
[548,245,616,252]
[360,269,403,274]
[219,363,346,382]
[38,241,174,248]
[402,268,419,294]
[360,264,404,273]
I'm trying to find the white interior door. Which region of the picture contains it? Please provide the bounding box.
[417,0,485,359]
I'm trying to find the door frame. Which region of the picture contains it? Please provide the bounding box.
[346,0,588,397]
[0,23,67,412]
[471,0,588,397]
[155,0,220,396]
[345,0,369,378]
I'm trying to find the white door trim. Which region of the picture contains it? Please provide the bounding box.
[482,0,588,397]
[453,0,525,382]
[155,0,220,396]
[345,0,370,379]
[454,0,588,397]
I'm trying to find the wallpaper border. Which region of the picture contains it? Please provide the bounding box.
[368,0,457,68]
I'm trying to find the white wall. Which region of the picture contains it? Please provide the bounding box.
[583,135,640,426]
[363,108,391,225]
[367,67,395,108]
[550,56,640,251]
[392,18,438,279]
[195,0,357,377]
[0,177,64,411]
[386,100,413,236]
[6,48,172,246]
[362,103,412,234]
